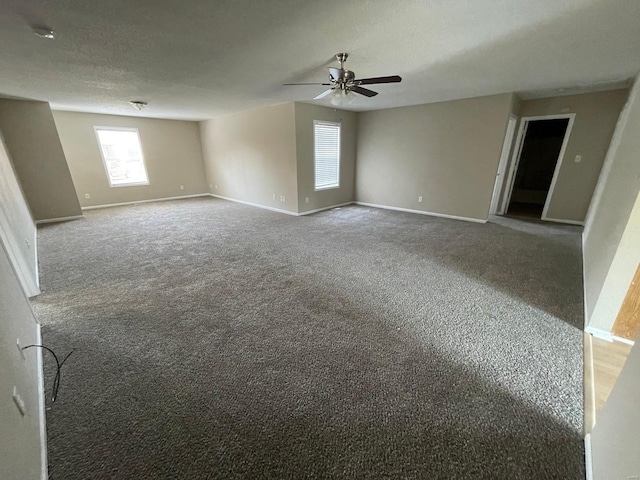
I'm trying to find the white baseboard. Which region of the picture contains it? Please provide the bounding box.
[35,214,84,225]
[585,433,593,480]
[36,324,48,480]
[585,326,612,342]
[298,201,355,216]
[209,194,299,216]
[585,325,635,345]
[81,193,210,211]
[354,201,487,224]
[542,216,585,226]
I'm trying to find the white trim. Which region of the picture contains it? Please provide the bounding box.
[586,326,614,342]
[541,114,576,220]
[298,201,355,216]
[354,202,486,224]
[81,193,210,211]
[584,433,593,480]
[612,335,635,345]
[36,324,48,480]
[313,120,341,191]
[490,114,518,215]
[542,217,584,226]
[585,326,635,345]
[209,194,298,216]
[35,215,84,225]
[94,126,150,188]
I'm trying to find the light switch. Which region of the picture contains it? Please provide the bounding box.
[574,155,582,163]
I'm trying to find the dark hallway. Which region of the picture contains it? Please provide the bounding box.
[507,118,570,219]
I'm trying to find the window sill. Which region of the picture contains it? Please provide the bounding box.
[109,181,150,188]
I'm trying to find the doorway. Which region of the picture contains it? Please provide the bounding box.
[502,114,575,220]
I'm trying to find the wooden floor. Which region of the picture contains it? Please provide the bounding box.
[584,334,634,432]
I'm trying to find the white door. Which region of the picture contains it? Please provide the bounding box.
[490,115,518,215]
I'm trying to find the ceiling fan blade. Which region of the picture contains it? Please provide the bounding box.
[283,82,331,86]
[313,88,335,100]
[351,86,378,97]
[354,75,402,85]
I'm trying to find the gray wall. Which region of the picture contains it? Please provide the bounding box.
[519,89,628,223]
[0,99,81,221]
[0,242,46,479]
[294,103,357,213]
[589,191,640,333]
[355,93,513,221]
[200,103,298,214]
[53,111,207,208]
[583,79,640,322]
[591,341,640,478]
[0,133,38,297]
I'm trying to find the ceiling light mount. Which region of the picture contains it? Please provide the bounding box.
[31,26,55,39]
[336,52,348,67]
[129,101,148,111]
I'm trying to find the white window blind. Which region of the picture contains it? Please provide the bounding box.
[314,121,341,190]
[95,127,149,187]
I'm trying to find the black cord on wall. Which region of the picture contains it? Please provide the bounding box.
[22,345,74,403]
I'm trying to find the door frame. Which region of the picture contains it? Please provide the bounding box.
[490,114,518,215]
[501,113,576,219]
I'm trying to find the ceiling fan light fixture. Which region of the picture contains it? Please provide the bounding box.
[329,89,344,106]
[129,101,148,111]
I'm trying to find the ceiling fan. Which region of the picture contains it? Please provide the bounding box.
[284,53,402,100]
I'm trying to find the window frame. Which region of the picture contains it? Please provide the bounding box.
[313,120,341,191]
[94,126,150,188]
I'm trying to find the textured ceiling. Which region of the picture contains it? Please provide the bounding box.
[0,0,639,120]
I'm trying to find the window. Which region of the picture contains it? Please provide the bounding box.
[314,121,340,190]
[94,127,149,187]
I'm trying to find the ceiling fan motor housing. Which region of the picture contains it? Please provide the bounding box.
[330,69,355,85]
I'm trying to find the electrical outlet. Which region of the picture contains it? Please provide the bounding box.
[12,387,26,416]
[85,193,90,199]
[282,195,286,202]
[418,196,423,203]
[214,184,218,190]
[574,155,582,163]
[180,185,184,190]
[305,197,309,204]
[273,194,276,201]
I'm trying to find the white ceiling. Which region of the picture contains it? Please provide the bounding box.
[0,0,639,121]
